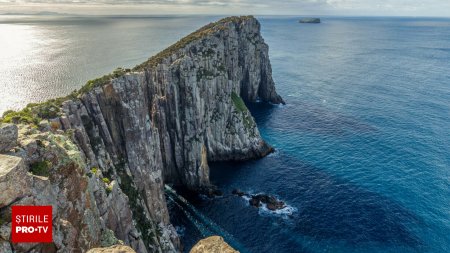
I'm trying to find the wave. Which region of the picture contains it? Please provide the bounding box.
[240,192,297,219]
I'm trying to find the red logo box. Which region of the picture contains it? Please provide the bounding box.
[11,206,52,243]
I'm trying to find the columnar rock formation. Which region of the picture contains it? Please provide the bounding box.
[0,16,283,253]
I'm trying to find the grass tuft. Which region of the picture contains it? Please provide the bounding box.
[231,92,248,112]
[30,160,52,177]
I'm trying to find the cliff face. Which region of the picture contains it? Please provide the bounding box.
[75,15,283,189]
[0,16,283,253]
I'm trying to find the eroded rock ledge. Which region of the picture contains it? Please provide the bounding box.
[0,15,283,253]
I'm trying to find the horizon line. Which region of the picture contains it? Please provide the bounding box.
[1,12,450,19]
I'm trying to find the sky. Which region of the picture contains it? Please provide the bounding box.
[0,0,450,17]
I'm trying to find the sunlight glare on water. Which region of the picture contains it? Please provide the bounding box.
[0,24,47,112]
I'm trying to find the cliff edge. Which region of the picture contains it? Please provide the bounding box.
[0,16,283,253]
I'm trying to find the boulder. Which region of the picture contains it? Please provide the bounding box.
[0,124,18,153]
[86,245,136,253]
[249,197,260,207]
[0,240,13,253]
[0,155,32,208]
[247,193,286,210]
[190,236,238,253]
[232,189,245,197]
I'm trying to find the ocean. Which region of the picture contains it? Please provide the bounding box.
[1,15,449,253]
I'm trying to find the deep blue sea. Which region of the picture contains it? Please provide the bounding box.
[1,15,449,253]
[170,17,450,253]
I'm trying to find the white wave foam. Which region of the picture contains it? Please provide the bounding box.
[242,195,251,202]
[239,192,297,219]
[258,203,297,218]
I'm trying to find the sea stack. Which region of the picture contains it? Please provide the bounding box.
[299,18,321,23]
[0,16,282,253]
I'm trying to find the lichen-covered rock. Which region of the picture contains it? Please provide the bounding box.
[0,124,18,153]
[0,223,11,241]
[0,240,13,253]
[0,155,31,208]
[87,245,136,253]
[189,236,238,253]
[0,129,150,253]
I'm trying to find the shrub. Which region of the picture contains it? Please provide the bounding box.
[35,102,60,119]
[231,92,248,112]
[106,185,113,195]
[1,107,39,125]
[78,67,130,95]
[30,160,52,177]
[0,93,77,125]
[102,177,111,184]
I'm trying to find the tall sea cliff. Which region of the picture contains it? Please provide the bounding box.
[0,16,283,253]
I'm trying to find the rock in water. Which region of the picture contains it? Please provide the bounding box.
[190,236,238,253]
[243,192,287,211]
[0,15,283,253]
[299,18,321,23]
[232,189,245,196]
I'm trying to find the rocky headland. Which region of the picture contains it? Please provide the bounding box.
[0,15,283,252]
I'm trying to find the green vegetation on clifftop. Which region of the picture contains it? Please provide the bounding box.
[78,67,131,94]
[1,92,77,125]
[0,67,130,125]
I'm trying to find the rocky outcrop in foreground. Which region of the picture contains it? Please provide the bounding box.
[86,236,239,253]
[87,245,136,253]
[0,124,17,152]
[0,15,283,252]
[190,236,238,253]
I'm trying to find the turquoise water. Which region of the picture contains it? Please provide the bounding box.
[1,15,449,253]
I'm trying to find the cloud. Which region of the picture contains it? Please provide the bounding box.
[0,0,449,16]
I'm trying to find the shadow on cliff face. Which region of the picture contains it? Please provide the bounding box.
[203,155,424,252]
[246,100,377,137]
